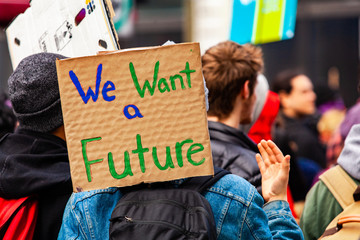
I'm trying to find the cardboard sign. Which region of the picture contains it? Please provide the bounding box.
[230,0,297,44]
[6,0,119,70]
[56,42,214,192]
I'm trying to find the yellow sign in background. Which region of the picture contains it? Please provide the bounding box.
[56,42,214,192]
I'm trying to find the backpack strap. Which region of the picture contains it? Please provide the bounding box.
[0,197,28,230]
[319,186,360,239]
[120,167,230,195]
[180,167,231,193]
[0,196,38,240]
[319,165,358,209]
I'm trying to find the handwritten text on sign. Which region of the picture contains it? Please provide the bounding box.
[69,61,195,119]
[56,43,214,192]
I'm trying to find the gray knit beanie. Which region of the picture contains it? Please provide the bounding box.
[8,52,67,133]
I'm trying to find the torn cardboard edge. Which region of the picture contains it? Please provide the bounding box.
[66,42,199,62]
[96,40,178,55]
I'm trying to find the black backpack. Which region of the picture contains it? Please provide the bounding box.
[109,167,230,240]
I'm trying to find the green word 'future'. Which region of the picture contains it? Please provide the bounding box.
[81,134,206,182]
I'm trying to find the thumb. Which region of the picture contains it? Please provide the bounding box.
[282,155,291,170]
[279,155,291,180]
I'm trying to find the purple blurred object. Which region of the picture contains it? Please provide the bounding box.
[340,99,360,140]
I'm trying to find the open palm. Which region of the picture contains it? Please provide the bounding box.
[255,140,290,203]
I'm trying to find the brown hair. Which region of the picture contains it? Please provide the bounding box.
[202,41,263,119]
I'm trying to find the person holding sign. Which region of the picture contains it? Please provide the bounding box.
[0,53,72,239]
[203,41,263,193]
[57,43,303,239]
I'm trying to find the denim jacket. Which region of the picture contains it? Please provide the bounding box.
[58,174,303,240]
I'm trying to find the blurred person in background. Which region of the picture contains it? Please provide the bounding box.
[314,84,345,116]
[203,41,263,193]
[318,81,360,172]
[300,123,360,240]
[335,84,360,166]
[0,53,72,239]
[301,78,360,239]
[271,70,326,200]
[240,74,304,220]
[309,98,360,186]
[0,91,17,138]
[314,83,346,169]
[238,74,272,143]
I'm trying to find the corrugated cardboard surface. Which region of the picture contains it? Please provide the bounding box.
[56,42,214,192]
[6,0,119,69]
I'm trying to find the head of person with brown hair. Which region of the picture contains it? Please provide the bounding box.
[202,41,263,127]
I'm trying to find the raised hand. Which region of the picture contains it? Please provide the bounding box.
[255,140,290,203]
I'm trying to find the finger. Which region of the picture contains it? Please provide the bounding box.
[281,155,291,171]
[278,155,291,181]
[258,140,270,167]
[255,153,266,174]
[262,140,277,164]
[259,140,270,159]
[267,140,284,163]
[259,140,269,158]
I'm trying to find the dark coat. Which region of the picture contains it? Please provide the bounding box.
[274,112,326,168]
[273,112,325,201]
[208,121,262,194]
[0,128,72,240]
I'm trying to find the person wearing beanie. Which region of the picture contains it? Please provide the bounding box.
[0,52,72,239]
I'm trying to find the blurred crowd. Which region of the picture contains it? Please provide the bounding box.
[1,40,359,240]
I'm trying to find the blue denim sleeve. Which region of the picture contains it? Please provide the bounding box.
[58,189,121,240]
[58,194,85,240]
[206,174,304,240]
[263,200,305,240]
